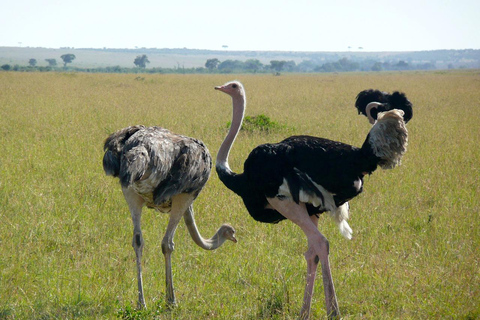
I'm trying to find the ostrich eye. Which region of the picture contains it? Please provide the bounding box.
[232,84,238,88]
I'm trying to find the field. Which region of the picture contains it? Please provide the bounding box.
[0,71,479,319]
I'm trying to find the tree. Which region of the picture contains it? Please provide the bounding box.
[28,59,37,67]
[371,62,383,72]
[134,55,150,68]
[270,60,286,73]
[338,58,359,71]
[297,60,317,72]
[218,60,245,73]
[205,58,220,71]
[1,64,11,71]
[284,60,296,72]
[244,59,263,73]
[395,60,409,70]
[318,62,341,72]
[45,59,57,67]
[60,54,76,67]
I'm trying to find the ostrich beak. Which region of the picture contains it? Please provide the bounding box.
[215,85,226,92]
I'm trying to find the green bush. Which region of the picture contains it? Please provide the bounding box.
[227,114,287,132]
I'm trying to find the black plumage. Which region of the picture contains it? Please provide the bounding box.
[355,89,413,123]
[218,135,379,224]
[215,81,409,319]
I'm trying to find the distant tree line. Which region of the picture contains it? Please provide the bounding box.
[0,53,456,74]
[1,53,76,71]
[203,57,438,73]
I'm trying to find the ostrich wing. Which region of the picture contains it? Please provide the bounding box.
[152,138,212,204]
[117,127,212,206]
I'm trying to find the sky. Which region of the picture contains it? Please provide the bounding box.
[1,0,479,52]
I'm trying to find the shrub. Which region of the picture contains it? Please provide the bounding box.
[227,114,287,132]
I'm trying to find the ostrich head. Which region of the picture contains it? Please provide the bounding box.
[219,224,237,243]
[214,81,245,100]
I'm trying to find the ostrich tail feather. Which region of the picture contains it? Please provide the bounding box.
[103,125,145,177]
[103,150,120,176]
[330,203,353,240]
[367,109,408,169]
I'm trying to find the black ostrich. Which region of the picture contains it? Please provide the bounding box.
[103,125,237,309]
[355,89,413,124]
[214,81,409,319]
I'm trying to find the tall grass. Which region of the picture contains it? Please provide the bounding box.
[0,71,479,319]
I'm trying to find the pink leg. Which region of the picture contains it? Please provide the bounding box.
[301,215,320,319]
[308,215,339,319]
[267,197,340,320]
[318,244,339,319]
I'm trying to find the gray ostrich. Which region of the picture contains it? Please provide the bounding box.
[103,125,237,308]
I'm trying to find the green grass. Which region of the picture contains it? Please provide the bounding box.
[0,71,479,319]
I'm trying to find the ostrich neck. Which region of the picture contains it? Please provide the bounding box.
[184,207,230,250]
[216,95,245,172]
[186,223,229,250]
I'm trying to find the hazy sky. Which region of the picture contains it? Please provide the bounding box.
[2,0,479,52]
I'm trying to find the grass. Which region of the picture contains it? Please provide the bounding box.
[0,71,479,319]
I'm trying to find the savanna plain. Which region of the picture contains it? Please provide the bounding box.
[0,71,479,319]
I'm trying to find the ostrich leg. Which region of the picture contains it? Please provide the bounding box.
[300,214,320,320]
[310,235,339,319]
[320,254,339,319]
[267,197,340,320]
[302,214,340,319]
[161,193,195,306]
[123,187,147,309]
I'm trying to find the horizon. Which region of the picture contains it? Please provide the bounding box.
[3,45,478,54]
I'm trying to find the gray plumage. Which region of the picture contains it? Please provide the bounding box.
[104,125,211,210]
[103,125,236,308]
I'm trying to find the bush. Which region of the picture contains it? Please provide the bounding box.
[227,114,287,132]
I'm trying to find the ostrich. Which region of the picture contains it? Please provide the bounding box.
[214,81,409,319]
[103,125,237,308]
[355,89,413,124]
